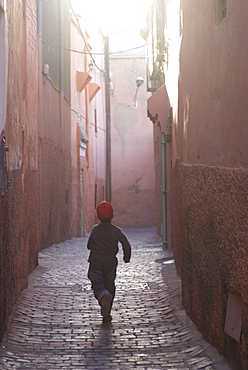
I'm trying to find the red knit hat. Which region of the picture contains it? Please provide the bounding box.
[97,201,114,220]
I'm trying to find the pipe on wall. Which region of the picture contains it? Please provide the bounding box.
[161,131,167,249]
[104,35,111,203]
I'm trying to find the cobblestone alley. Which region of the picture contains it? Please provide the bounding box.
[0,228,232,369]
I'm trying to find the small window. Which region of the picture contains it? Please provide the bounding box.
[215,0,227,25]
[80,142,86,157]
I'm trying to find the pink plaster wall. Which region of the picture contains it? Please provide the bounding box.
[38,0,73,248]
[39,70,71,249]
[170,1,248,367]
[110,57,156,228]
[178,0,248,167]
[70,16,107,236]
[0,0,39,341]
[70,18,86,237]
[171,162,248,368]
[87,67,108,229]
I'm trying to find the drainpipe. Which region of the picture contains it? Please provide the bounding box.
[59,0,64,93]
[37,1,42,40]
[37,0,43,249]
[37,0,42,137]
[59,0,64,138]
[104,35,111,202]
[59,0,65,151]
[161,132,167,249]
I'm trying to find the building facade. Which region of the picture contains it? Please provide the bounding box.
[0,0,39,341]
[70,10,107,236]
[110,55,156,228]
[144,0,248,368]
[0,0,107,343]
[38,0,72,249]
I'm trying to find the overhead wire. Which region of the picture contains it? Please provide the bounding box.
[42,1,147,73]
[69,0,105,74]
[67,0,147,73]
[43,41,147,57]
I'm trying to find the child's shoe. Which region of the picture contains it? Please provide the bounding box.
[102,314,112,323]
[100,293,113,318]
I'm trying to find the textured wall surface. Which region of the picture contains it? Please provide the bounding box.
[70,17,107,237]
[39,135,71,250]
[38,0,72,250]
[171,160,248,368]
[0,0,39,341]
[110,57,156,228]
[169,2,248,368]
[0,0,72,343]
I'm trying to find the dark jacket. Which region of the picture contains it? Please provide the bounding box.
[87,220,131,266]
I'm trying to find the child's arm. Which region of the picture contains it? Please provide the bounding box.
[87,233,93,250]
[119,230,132,263]
[87,225,96,250]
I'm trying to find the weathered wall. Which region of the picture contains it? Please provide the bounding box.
[0,0,39,341]
[85,37,107,233]
[170,1,248,367]
[172,161,248,368]
[178,0,248,168]
[70,17,83,237]
[70,11,107,236]
[39,88,71,249]
[110,57,156,228]
[39,0,72,249]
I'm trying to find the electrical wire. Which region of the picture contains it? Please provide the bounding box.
[69,0,106,74]
[43,41,147,56]
[68,0,147,72]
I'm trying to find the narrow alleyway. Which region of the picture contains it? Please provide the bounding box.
[0,228,231,369]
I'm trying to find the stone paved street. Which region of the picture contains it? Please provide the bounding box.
[0,228,232,369]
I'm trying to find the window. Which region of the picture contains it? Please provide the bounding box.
[215,0,227,25]
[78,122,88,157]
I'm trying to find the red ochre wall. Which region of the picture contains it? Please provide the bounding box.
[170,1,248,367]
[0,0,39,341]
[39,90,72,249]
[171,162,248,368]
[110,57,156,228]
[38,0,72,249]
[0,0,72,342]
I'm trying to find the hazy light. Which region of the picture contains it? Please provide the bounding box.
[71,0,151,32]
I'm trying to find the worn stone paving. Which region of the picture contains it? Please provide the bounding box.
[0,228,232,369]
